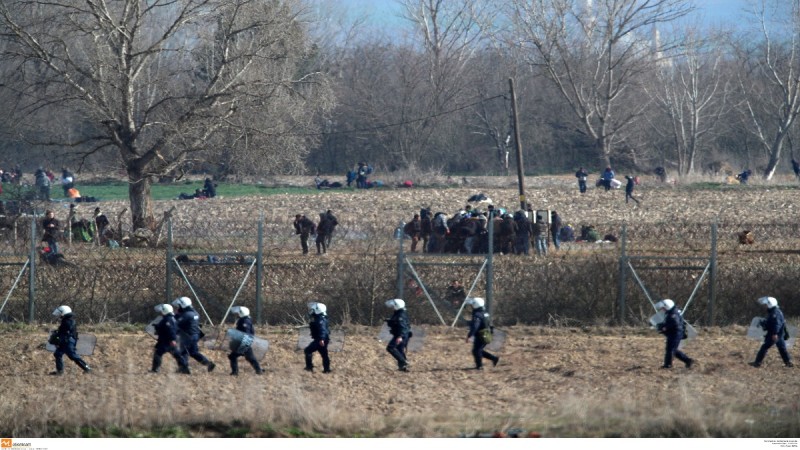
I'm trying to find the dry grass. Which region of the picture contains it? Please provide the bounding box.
[2,324,799,437]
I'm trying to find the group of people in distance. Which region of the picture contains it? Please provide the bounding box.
[293,210,338,255]
[576,166,640,204]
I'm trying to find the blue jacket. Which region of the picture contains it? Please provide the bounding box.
[155,314,178,345]
[602,169,615,181]
[236,316,255,336]
[309,313,329,341]
[175,306,202,337]
[658,307,684,340]
[386,309,410,338]
[468,307,489,339]
[56,313,79,344]
[762,307,786,337]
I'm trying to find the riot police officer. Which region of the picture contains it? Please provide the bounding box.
[50,305,91,375]
[172,296,216,372]
[655,299,694,369]
[465,297,499,370]
[304,302,331,373]
[385,299,411,371]
[228,306,264,376]
[750,296,793,368]
[151,304,190,374]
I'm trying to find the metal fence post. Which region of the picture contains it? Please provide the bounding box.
[256,216,264,325]
[709,221,717,326]
[165,216,173,303]
[28,215,36,323]
[396,221,405,300]
[486,214,494,318]
[617,223,628,325]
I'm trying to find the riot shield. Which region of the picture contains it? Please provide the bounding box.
[377,323,426,352]
[747,317,798,348]
[649,313,697,348]
[144,316,161,339]
[45,333,97,356]
[746,317,766,340]
[649,312,665,328]
[203,328,270,361]
[296,328,345,352]
[485,327,507,353]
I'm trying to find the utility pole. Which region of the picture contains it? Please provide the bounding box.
[509,78,526,211]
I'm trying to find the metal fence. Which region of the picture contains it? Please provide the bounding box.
[0,210,797,327]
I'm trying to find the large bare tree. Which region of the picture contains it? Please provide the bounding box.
[645,28,730,175]
[0,0,331,230]
[733,0,800,180]
[503,0,693,167]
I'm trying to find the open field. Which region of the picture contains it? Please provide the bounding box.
[1,175,799,438]
[1,323,799,438]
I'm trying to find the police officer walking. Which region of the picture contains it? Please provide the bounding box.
[304,302,331,373]
[228,306,264,376]
[655,299,694,369]
[151,304,191,374]
[172,296,216,372]
[50,305,91,375]
[385,299,411,372]
[465,297,499,370]
[750,296,793,368]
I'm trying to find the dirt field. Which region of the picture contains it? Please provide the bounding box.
[1,323,798,438]
[2,175,799,438]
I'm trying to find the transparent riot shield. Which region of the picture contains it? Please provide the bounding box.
[747,317,798,348]
[296,328,345,352]
[203,328,270,361]
[485,327,507,353]
[45,333,97,356]
[746,317,766,340]
[377,323,426,352]
[144,316,161,339]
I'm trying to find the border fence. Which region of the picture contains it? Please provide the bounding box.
[0,211,797,327]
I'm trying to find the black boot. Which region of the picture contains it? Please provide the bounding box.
[77,360,91,373]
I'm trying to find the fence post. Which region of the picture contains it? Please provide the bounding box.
[396,221,405,300]
[486,213,494,318]
[165,216,173,303]
[708,221,717,326]
[256,216,264,325]
[28,215,36,323]
[617,223,628,325]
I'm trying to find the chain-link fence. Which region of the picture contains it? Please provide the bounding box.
[0,209,797,327]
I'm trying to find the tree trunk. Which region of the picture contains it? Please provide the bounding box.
[128,170,155,231]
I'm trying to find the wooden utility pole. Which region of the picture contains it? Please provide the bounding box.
[509,78,526,210]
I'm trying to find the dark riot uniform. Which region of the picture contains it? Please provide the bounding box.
[304,312,331,373]
[175,306,215,371]
[386,308,411,371]
[152,313,190,374]
[52,313,91,374]
[228,316,264,375]
[753,305,793,367]
[467,307,498,370]
[657,306,694,369]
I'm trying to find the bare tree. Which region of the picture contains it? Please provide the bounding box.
[732,0,800,180]
[502,0,693,167]
[645,27,730,175]
[0,0,331,230]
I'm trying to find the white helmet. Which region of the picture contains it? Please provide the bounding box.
[154,304,174,316]
[308,302,327,315]
[758,296,778,308]
[52,305,72,317]
[232,306,250,318]
[466,297,485,309]
[385,299,406,310]
[172,296,192,309]
[655,299,675,311]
